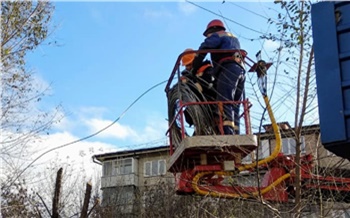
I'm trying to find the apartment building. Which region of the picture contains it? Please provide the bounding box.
[93,145,174,217]
[93,124,350,217]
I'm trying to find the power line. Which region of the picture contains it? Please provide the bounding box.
[5,79,169,189]
[188,0,293,47]
[186,0,266,35]
[228,1,270,20]
[122,137,169,150]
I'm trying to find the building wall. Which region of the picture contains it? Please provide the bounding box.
[101,186,140,218]
[268,132,350,169]
[137,151,175,191]
[99,149,176,216]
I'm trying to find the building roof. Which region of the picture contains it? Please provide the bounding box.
[93,145,169,162]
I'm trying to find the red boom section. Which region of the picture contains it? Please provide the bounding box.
[165,49,350,203]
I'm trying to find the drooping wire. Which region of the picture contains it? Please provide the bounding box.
[4,79,169,189]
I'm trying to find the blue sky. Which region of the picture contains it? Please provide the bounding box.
[27,1,285,157]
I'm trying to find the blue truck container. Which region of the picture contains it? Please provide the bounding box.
[312,2,350,159]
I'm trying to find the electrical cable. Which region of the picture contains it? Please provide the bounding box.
[228,1,271,20]
[122,137,169,150]
[4,79,169,189]
[186,0,266,35]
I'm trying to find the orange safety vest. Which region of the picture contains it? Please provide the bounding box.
[196,64,212,77]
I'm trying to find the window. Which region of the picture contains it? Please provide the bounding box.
[102,158,134,176]
[282,138,296,154]
[103,161,112,176]
[242,135,307,162]
[242,139,270,163]
[144,159,166,177]
[258,139,270,159]
[282,136,306,155]
[114,158,133,175]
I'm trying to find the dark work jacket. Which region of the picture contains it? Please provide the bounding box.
[195,60,216,101]
[192,31,241,72]
[181,60,215,101]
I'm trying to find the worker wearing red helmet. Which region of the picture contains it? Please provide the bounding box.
[191,19,245,135]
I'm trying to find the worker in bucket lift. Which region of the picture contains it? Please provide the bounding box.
[191,19,246,135]
[180,48,216,102]
[180,48,216,127]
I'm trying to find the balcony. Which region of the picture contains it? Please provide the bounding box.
[101,174,139,187]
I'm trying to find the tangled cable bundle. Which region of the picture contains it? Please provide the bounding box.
[167,80,217,147]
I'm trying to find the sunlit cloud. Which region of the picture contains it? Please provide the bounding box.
[263,39,280,52]
[84,118,138,140]
[135,114,168,143]
[38,131,117,152]
[31,73,53,95]
[78,106,109,118]
[51,110,74,131]
[34,131,118,179]
[143,8,173,19]
[1,130,118,188]
[34,132,117,162]
[177,1,197,15]
[52,106,108,133]
[82,114,168,145]
[51,106,168,146]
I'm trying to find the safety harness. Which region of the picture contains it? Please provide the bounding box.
[218,51,245,69]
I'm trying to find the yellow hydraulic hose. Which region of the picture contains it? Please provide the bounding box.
[192,171,290,198]
[238,95,282,172]
[192,94,284,198]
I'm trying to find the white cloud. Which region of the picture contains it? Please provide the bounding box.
[32,131,118,177]
[84,118,138,140]
[1,129,118,193]
[263,39,280,52]
[52,106,109,133]
[32,73,53,95]
[79,106,108,117]
[51,106,168,146]
[51,110,73,130]
[143,8,173,19]
[28,115,167,180]
[82,114,168,146]
[177,1,197,15]
[136,114,168,143]
[1,105,168,190]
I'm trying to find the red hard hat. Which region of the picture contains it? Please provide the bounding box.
[203,19,226,36]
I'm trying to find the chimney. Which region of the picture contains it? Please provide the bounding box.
[263,121,291,132]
